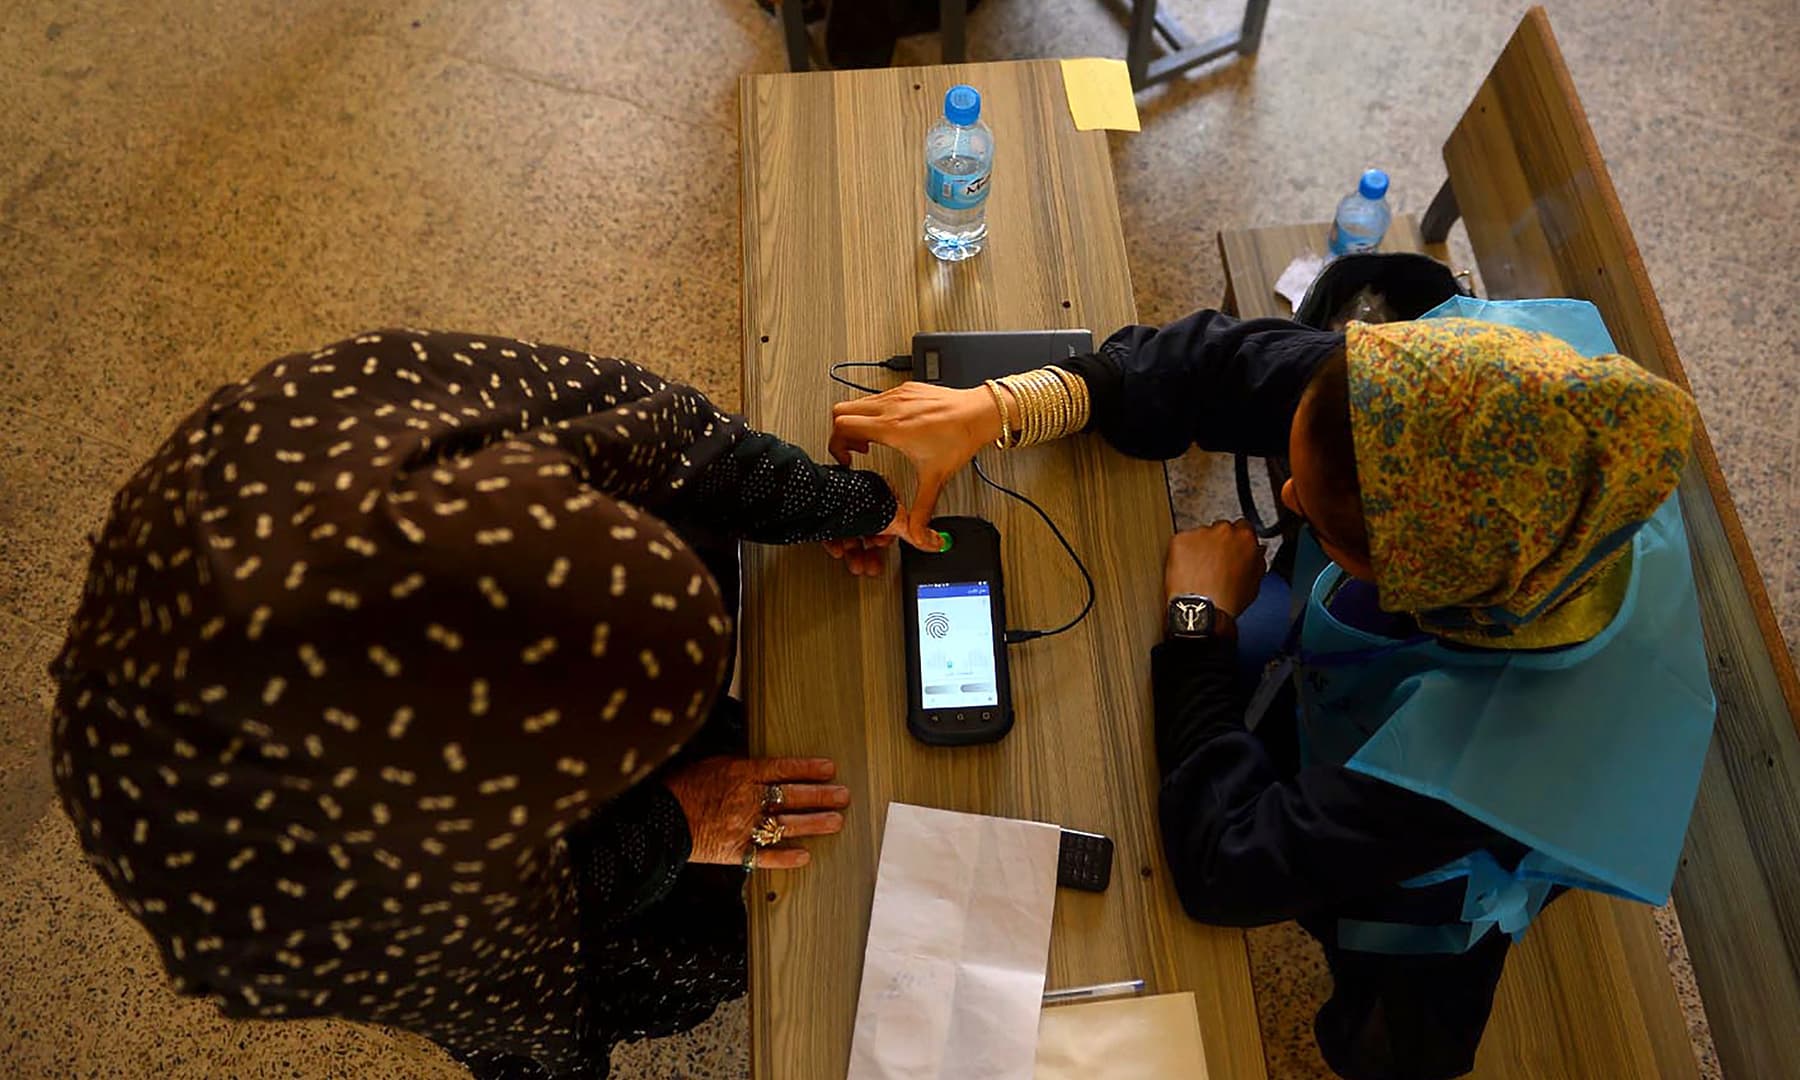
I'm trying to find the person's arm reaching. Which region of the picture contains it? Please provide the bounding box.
[1058,309,1344,459]
[378,330,899,547]
[827,310,1339,549]
[678,428,898,545]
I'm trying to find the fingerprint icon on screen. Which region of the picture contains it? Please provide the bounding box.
[924,612,951,639]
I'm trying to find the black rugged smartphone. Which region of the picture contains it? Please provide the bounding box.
[1056,829,1115,893]
[900,516,1014,746]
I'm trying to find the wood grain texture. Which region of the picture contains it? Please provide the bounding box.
[739,60,1264,1080]
[1216,215,1450,318]
[1440,10,1800,1076]
[1477,893,1697,1079]
[1217,216,1448,321]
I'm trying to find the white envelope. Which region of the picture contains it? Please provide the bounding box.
[1034,992,1210,1078]
[846,803,1062,1080]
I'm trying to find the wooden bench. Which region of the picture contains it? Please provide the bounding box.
[1218,8,1800,1077]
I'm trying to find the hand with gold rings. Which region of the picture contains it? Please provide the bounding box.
[751,815,786,848]
[662,756,851,873]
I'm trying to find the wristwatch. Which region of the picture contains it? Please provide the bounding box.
[1167,594,1237,641]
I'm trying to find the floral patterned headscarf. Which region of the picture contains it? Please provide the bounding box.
[1347,318,1696,648]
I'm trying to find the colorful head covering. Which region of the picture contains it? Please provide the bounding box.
[1346,318,1696,647]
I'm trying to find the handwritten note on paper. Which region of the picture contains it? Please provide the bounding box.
[1059,58,1141,132]
[1034,992,1210,1079]
[846,803,1062,1080]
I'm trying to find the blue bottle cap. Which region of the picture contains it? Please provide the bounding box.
[1358,169,1390,200]
[944,84,981,126]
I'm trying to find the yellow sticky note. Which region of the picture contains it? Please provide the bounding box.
[1059,58,1141,132]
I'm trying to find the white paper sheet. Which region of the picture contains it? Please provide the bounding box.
[847,803,1062,1080]
[1275,252,1328,312]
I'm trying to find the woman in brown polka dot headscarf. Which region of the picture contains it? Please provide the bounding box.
[49,330,902,1078]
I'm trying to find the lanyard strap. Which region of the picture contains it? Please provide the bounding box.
[1242,584,1431,732]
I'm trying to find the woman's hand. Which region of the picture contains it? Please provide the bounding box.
[830,383,1003,550]
[662,755,850,870]
[1164,519,1265,616]
[822,504,908,577]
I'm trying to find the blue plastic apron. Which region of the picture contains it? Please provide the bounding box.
[1282,298,1718,955]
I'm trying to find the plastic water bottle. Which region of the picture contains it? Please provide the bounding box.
[924,84,993,262]
[1327,169,1392,257]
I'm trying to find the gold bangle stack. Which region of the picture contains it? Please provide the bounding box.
[984,379,1012,449]
[984,366,1091,450]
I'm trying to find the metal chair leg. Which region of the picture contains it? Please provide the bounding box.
[1421,179,1461,244]
[781,0,809,72]
[1239,0,1269,54]
[1126,0,1156,89]
[941,0,967,64]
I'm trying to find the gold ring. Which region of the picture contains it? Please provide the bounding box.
[751,815,785,848]
[763,784,785,810]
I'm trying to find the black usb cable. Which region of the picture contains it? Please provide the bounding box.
[827,354,1096,643]
[829,356,912,394]
[973,457,1096,644]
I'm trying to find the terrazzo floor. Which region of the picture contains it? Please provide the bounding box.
[2,0,1794,1076]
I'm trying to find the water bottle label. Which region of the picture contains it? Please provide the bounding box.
[926,165,990,211]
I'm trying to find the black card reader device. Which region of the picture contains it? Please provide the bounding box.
[911,329,1095,389]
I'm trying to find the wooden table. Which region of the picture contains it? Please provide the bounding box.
[739,60,1266,1080]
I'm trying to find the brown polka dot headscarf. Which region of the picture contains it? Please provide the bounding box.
[49,329,737,1054]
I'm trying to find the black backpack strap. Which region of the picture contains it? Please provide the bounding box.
[1237,452,1289,539]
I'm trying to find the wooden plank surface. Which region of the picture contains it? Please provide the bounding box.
[1216,214,1449,317]
[1478,893,1698,1079]
[739,60,1266,1080]
[1217,218,1696,1079]
[1440,10,1800,1076]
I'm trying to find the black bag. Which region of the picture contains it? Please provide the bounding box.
[1237,252,1471,539]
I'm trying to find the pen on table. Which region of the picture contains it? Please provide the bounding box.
[1041,978,1146,1005]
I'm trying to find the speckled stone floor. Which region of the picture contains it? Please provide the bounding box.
[2,0,1792,1076]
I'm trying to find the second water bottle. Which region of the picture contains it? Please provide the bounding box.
[924,84,993,262]
[1327,169,1392,257]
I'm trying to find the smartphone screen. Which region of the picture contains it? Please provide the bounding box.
[915,582,1000,710]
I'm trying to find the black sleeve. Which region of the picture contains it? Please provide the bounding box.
[389,331,894,548]
[676,429,898,545]
[1151,638,1508,927]
[1057,309,1344,459]
[567,782,694,928]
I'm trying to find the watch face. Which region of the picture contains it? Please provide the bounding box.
[1170,596,1214,637]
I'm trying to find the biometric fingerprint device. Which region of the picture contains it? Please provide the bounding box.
[900,516,1014,746]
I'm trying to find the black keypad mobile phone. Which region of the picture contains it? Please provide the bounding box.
[1057,828,1114,893]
